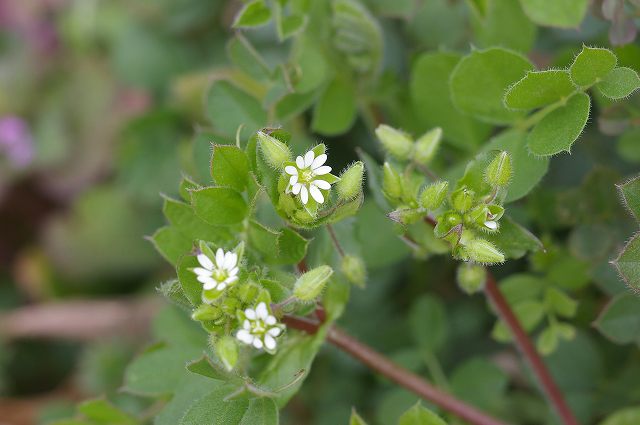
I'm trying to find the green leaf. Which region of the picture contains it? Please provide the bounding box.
[518,0,588,28]
[179,385,248,425]
[485,216,543,259]
[192,187,248,226]
[612,233,640,291]
[493,300,545,342]
[450,47,533,124]
[596,67,640,99]
[206,81,267,139]
[504,70,575,110]
[150,226,192,266]
[177,255,206,306]
[277,228,309,265]
[186,356,232,381]
[545,287,577,318]
[594,293,640,345]
[350,409,369,425]
[527,92,591,156]
[618,175,640,221]
[537,326,559,355]
[570,46,617,87]
[410,52,491,150]
[311,78,357,136]
[397,402,448,425]
[155,375,221,425]
[227,35,271,82]
[239,398,279,425]
[598,407,640,425]
[470,0,536,53]
[484,130,549,202]
[164,197,232,242]
[450,358,508,411]
[233,0,272,28]
[277,13,307,40]
[211,145,249,192]
[77,399,136,425]
[408,295,447,353]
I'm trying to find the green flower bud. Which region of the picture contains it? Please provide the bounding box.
[215,335,238,371]
[414,127,442,165]
[192,303,223,322]
[237,283,259,305]
[221,296,241,315]
[484,151,512,188]
[341,254,366,287]
[465,238,505,264]
[433,211,462,238]
[375,124,413,160]
[388,208,423,225]
[336,161,365,201]
[456,263,486,294]
[420,180,448,210]
[451,187,474,212]
[382,162,402,200]
[293,265,333,301]
[257,130,292,168]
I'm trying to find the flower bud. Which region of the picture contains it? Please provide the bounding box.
[382,162,402,200]
[257,130,292,168]
[434,211,462,238]
[221,296,241,315]
[420,181,448,210]
[215,335,238,371]
[237,283,259,304]
[192,303,223,322]
[484,151,512,188]
[414,127,442,165]
[336,161,364,201]
[387,208,423,225]
[456,263,486,294]
[451,187,474,212]
[341,254,366,287]
[375,124,413,160]
[465,238,505,264]
[293,265,333,301]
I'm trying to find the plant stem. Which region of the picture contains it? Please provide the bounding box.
[282,314,510,425]
[326,224,345,257]
[484,274,579,425]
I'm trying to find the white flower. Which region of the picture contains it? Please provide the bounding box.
[284,149,333,205]
[483,220,498,230]
[236,302,285,353]
[193,248,239,292]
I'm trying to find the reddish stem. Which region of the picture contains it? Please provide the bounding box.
[485,275,579,425]
[282,315,509,425]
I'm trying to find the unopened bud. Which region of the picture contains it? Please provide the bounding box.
[341,255,366,287]
[336,162,364,201]
[375,124,413,160]
[456,263,486,294]
[192,303,223,322]
[237,283,259,304]
[257,130,292,168]
[451,187,475,212]
[434,211,462,238]
[414,127,442,165]
[484,151,512,187]
[465,238,505,264]
[388,208,422,225]
[420,181,448,210]
[382,162,403,200]
[294,265,333,301]
[215,335,238,371]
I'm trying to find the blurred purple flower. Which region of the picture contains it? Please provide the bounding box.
[0,116,34,168]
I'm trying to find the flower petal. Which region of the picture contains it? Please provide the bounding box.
[296,156,305,168]
[215,249,225,268]
[264,334,276,350]
[256,302,269,320]
[311,153,327,169]
[224,252,237,269]
[193,267,212,277]
[484,221,498,230]
[245,308,256,320]
[300,185,309,204]
[285,165,298,176]
[236,329,252,344]
[265,315,276,326]
[228,267,239,277]
[309,185,324,203]
[253,338,264,349]
[304,150,315,167]
[311,179,331,190]
[225,275,238,285]
[216,282,227,291]
[292,183,302,195]
[289,174,298,185]
[202,280,217,291]
[197,274,216,285]
[313,166,332,175]
[268,327,282,337]
[197,254,214,270]
[243,320,250,330]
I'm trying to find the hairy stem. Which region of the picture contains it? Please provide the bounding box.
[484,275,579,425]
[326,223,345,257]
[282,314,509,425]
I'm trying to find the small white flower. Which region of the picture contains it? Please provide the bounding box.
[193,248,239,292]
[236,302,285,353]
[484,220,498,230]
[284,149,333,205]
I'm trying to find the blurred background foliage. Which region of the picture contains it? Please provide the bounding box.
[0,0,639,424]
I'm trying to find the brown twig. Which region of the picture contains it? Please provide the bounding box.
[484,275,579,425]
[282,315,509,425]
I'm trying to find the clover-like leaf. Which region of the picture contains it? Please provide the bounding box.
[596,67,640,100]
[594,293,640,345]
[518,0,588,28]
[617,175,640,222]
[611,233,640,291]
[570,46,617,87]
[504,69,575,110]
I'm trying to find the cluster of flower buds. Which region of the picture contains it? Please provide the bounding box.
[376,124,513,266]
